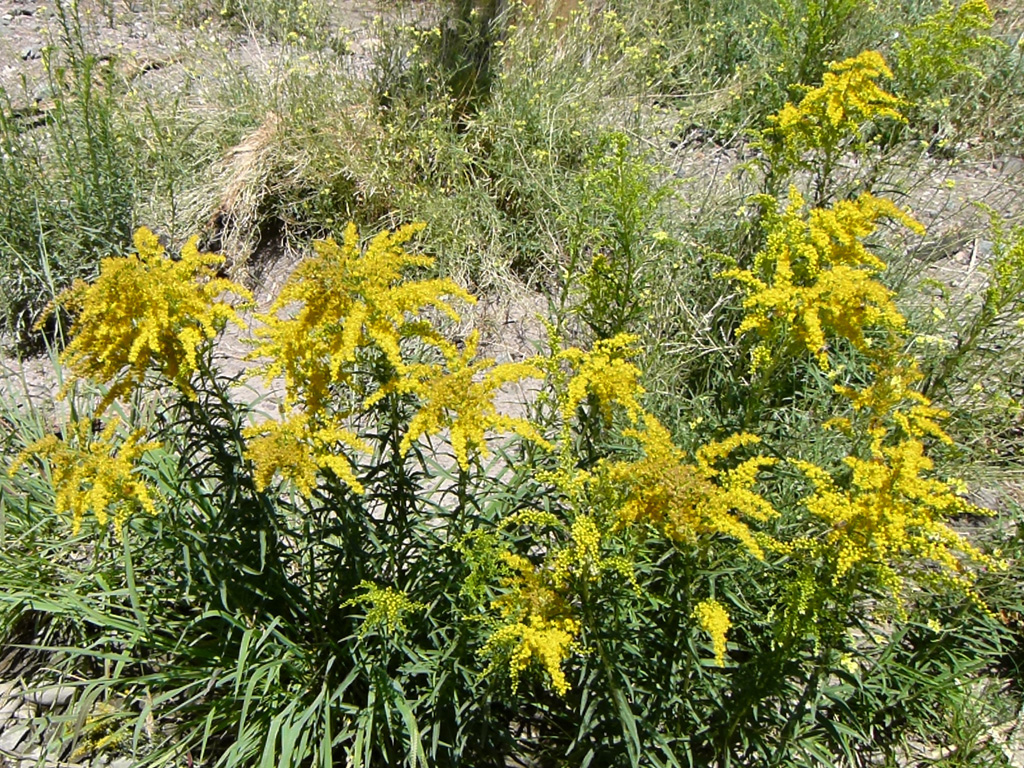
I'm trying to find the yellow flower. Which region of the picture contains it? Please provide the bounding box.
[480,615,581,696]
[55,227,251,411]
[793,437,1002,609]
[344,581,425,635]
[835,360,953,454]
[10,418,160,536]
[550,514,604,583]
[558,334,645,424]
[693,599,731,666]
[244,411,369,495]
[724,188,922,370]
[249,222,474,416]
[763,51,904,173]
[604,414,778,557]
[368,331,550,470]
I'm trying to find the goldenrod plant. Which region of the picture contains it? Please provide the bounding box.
[52,227,252,411]
[723,186,923,373]
[10,417,159,537]
[894,0,1004,131]
[759,50,905,203]
[5,199,1010,765]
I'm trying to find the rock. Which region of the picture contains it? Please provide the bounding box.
[0,722,31,753]
[0,693,20,719]
[21,47,41,61]
[997,157,1024,176]
[32,83,54,103]
[11,6,34,16]
[19,684,75,708]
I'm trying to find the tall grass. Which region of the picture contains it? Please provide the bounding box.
[0,1,136,343]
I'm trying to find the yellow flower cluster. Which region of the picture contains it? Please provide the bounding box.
[480,613,581,696]
[56,227,251,410]
[693,598,732,666]
[796,354,1005,609]
[793,434,999,609]
[367,331,550,470]
[832,360,953,453]
[244,412,369,495]
[551,515,603,581]
[249,222,474,415]
[10,418,159,536]
[345,581,425,635]
[604,414,778,557]
[480,497,634,696]
[724,187,923,371]
[244,222,513,492]
[557,334,645,423]
[495,550,569,619]
[763,51,904,170]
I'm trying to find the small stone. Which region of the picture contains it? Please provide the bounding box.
[11,6,34,15]
[0,722,31,752]
[32,83,54,102]
[999,157,1024,175]
[21,46,41,61]
[0,694,20,718]
[19,684,75,708]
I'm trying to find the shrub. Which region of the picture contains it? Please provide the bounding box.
[4,197,1007,765]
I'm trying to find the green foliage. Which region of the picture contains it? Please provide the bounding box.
[770,0,869,92]
[0,1,137,343]
[560,132,676,339]
[913,218,1024,459]
[894,0,1003,112]
[355,6,663,289]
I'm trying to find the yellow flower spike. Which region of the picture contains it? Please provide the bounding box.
[763,50,905,170]
[55,228,252,411]
[604,414,778,557]
[10,417,160,537]
[695,432,762,476]
[244,412,369,495]
[370,331,550,470]
[502,508,562,530]
[835,360,953,447]
[693,599,732,666]
[723,189,921,372]
[794,436,1003,606]
[249,222,475,415]
[480,615,581,696]
[551,515,605,584]
[559,334,645,424]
